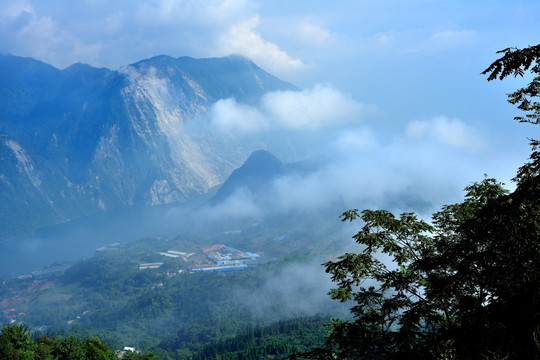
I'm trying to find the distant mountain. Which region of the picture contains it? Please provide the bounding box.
[0,54,298,240]
[211,149,318,204]
[212,150,285,203]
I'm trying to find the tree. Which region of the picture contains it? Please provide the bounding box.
[84,337,117,360]
[482,45,540,134]
[0,323,119,360]
[34,336,54,360]
[122,351,160,359]
[0,323,36,360]
[50,336,87,360]
[294,46,540,360]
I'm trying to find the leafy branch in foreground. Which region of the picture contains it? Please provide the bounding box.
[482,45,540,142]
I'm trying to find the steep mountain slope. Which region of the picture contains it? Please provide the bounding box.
[0,54,297,240]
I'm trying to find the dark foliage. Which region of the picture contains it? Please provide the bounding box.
[192,317,328,360]
[482,45,540,144]
[0,323,120,360]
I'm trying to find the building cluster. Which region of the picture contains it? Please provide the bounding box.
[115,346,140,358]
[31,264,72,280]
[137,244,261,273]
[139,250,195,271]
[191,244,260,272]
[158,250,194,261]
[1,308,26,323]
[138,263,164,270]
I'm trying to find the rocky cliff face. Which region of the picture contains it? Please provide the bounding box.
[0,54,297,239]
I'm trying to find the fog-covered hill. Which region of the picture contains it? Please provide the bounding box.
[0,54,297,240]
[211,149,318,204]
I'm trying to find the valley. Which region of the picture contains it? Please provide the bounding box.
[0,214,350,358]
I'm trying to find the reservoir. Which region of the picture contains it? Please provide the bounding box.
[0,204,188,277]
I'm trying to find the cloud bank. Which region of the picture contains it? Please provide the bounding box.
[202,113,497,227]
[405,116,486,152]
[0,0,305,78]
[202,83,503,223]
[209,84,376,132]
[237,258,350,320]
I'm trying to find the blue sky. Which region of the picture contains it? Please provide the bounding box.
[1,0,539,214]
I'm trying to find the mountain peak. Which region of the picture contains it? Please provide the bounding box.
[244,150,283,169]
[211,150,284,204]
[131,54,176,67]
[62,62,105,72]
[223,53,252,62]
[125,54,297,105]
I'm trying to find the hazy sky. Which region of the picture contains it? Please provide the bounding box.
[1,0,539,215]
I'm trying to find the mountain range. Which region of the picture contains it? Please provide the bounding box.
[0,53,298,240]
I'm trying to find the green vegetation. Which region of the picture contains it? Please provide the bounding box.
[295,45,540,359]
[0,322,152,360]
[191,317,327,360]
[1,232,342,359]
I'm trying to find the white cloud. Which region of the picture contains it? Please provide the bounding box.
[135,0,249,26]
[329,127,378,154]
[261,84,374,129]
[219,16,304,75]
[360,28,478,56]
[405,116,486,152]
[104,12,124,33]
[208,84,375,132]
[0,0,258,69]
[269,122,489,215]
[205,187,261,220]
[238,259,344,319]
[1,1,32,17]
[203,113,499,221]
[0,1,104,68]
[298,22,333,45]
[373,31,396,46]
[209,98,269,133]
[0,8,57,57]
[204,0,252,24]
[429,29,477,48]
